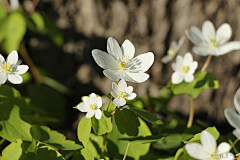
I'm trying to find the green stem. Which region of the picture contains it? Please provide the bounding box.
[100,134,107,159]
[230,138,239,151]
[187,97,194,128]
[201,55,212,71]
[123,143,130,160]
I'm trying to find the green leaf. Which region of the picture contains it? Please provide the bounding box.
[115,108,140,136]
[77,116,91,148]
[153,134,184,150]
[92,111,112,135]
[2,12,26,53]
[0,85,21,98]
[0,139,23,160]
[170,71,219,99]
[0,106,32,142]
[20,146,65,160]
[72,148,94,160]
[130,106,163,125]
[28,12,45,32]
[187,127,219,143]
[107,118,152,159]
[30,125,82,150]
[119,135,164,144]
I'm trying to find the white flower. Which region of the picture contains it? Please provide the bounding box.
[110,79,136,106]
[171,52,198,84]
[161,37,185,64]
[186,20,240,56]
[9,0,19,11]
[92,37,154,83]
[0,50,29,84]
[185,130,234,160]
[77,93,102,119]
[224,88,240,139]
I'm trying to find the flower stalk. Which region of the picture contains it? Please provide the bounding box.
[123,142,130,160]
[187,97,194,128]
[201,55,212,71]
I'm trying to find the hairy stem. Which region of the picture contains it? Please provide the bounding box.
[187,97,194,128]
[201,55,212,71]
[123,143,130,160]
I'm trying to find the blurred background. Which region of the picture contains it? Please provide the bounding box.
[1,0,240,136]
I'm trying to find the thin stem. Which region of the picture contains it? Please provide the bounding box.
[20,43,42,84]
[201,55,212,71]
[187,97,194,128]
[100,134,107,159]
[230,138,239,150]
[123,143,130,160]
[34,141,40,153]
[107,95,113,111]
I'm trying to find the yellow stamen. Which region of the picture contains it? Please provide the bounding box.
[119,91,126,98]
[182,66,189,73]
[1,63,12,72]
[90,103,97,110]
[119,61,126,70]
[210,39,217,48]
[168,49,175,55]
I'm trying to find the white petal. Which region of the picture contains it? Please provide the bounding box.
[86,110,95,118]
[107,37,123,59]
[7,50,18,65]
[217,142,231,154]
[177,36,186,49]
[92,49,118,70]
[218,153,234,160]
[121,39,135,60]
[103,70,120,81]
[171,72,184,84]
[0,72,7,84]
[169,41,178,51]
[110,91,118,99]
[96,97,102,108]
[126,93,136,100]
[125,86,133,94]
[95,109,102,119]
[83,96,91,106]
[185,26,206,46]
[185,143,209,159]
[15,65,29,74]
[216,23,232,45]
[112,82,119,93]
[188,61,198,74]
[0,54,5,64]
[7,74,23,84]
[77,103,90,112]
[234,88,240,114]
[233,129,240,139]
[124,72,149,83]
[171,56,183,72]
[113,98,126,106]
[217,41,240,56]
[224,108,240,129]
[175,55,183,66]
[193,46,213,56]
[183,52,193,65]
[161,55,174,64]
[118,79,127,90]
[202,20,215,42]
[184,74,194,83]
[201,130,216,154]
[90,93,97,103]
[131,52,154,72]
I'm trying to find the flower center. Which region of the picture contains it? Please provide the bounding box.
[210,39,217,48]
[211,152,217,159]
[182,66,189,73]
[119,61,126,70]
[90,103,97,110]
[119,91,126,98]
[168,49,175,55]
[1,63,12,73]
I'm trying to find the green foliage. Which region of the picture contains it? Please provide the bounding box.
[27,12,45,32]
[30,125,82,150]
[77,116,91,148]
[0,139,23,160]
[92,111,112,135]
[170,71,219,98]
[72,148,94,160]
[115,108,140,136]
[20,146,65,160]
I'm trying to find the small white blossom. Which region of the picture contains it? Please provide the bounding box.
[224,88,240,139]
[186,130,234,160]
[9,0,19,11]
[186,20,240,56]
[111,79,136,107]
[171,52,198,84]
[0,50,29,84]
[161,37,185,64]
[77,93,102,119]
[92,37,154,83]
